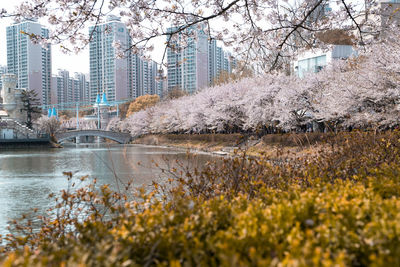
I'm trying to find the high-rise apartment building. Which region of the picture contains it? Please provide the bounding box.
[51,69,90,106]
[167,27,235,93]
[6,19,51,105]
[306,0,331,23]
[89,15,168,101]
[73,72,90,103]
[89,15,130,103]
[130,53,141,98]
[208,39,218,85]
[167,25,209,94]
[138,59,158,96]
[208,39,235,85]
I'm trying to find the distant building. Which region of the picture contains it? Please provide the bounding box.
[6,19,51,105]
[167,26,236,93]
[167,25,209,94]
[130,53,141,98]
[51,70,90,106]
[293,45,356,78]
[306,0,331,23]
[129,54,162,98]
[138,59,158,96]
[89,15,130,103]
[73,72,90,103]
[89,15,163,102]
[208,39,218,85]
[208,39,235,85]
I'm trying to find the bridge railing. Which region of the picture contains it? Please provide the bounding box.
[55,129,131,144]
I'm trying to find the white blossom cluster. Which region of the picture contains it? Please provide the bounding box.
[9,0,380,69]
[111,37,400,136]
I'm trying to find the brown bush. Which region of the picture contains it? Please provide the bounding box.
[261,132,330,147]
[163,133,244,144]
[126,95,160,117]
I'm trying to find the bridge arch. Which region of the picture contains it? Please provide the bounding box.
[55,130,131,144]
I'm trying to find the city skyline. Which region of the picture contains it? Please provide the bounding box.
[0,1,237,77]
[0,1,166,75]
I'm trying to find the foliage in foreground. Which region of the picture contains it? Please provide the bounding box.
[2,131,400,266]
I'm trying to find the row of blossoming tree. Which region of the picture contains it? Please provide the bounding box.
[107,33,400,136]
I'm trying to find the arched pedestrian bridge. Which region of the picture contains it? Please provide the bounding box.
[55,130,132,144]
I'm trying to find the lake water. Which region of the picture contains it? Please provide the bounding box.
[0,144,213,238]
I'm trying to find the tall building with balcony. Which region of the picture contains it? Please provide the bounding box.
[73,72,90,103]
[139,59,158,96]
[130,53,141,98]
[89,15,130,103]
[208,39,236,85]
[51,70,89,106]
[167,25,209,94]
[130,55,161,97]
[6,19,51,105]
[167,27,236,93]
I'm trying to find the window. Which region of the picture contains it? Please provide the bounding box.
[297,55,326,78]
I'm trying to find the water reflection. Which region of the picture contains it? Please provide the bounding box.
[0,144,214,238]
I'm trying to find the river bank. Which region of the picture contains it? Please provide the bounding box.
[132,133,327,159]
[0,138,54,149]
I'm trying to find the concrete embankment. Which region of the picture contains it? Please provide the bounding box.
[0,138,55,149]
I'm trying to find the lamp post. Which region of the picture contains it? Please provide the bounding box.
[95,93,101,129]
[76,103,79,130]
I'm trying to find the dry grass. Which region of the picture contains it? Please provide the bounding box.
[133,133,328,159]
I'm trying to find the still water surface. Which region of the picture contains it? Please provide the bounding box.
[0,144,213,238]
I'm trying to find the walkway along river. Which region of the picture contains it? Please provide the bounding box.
[0,144,214,238]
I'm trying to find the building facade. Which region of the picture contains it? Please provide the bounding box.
[51,70,90,106]
[89,15,163,102]
[208,40,236,85]
[167,27,235,93]
[89,15,130,103]
[6,19,51,105]
[167,25,209,94]
[137,59,159,96]
[293,45,356,78]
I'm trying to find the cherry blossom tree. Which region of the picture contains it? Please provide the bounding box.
[118,26,400,135]
[36,115,61,137]
[3,0,381,70]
